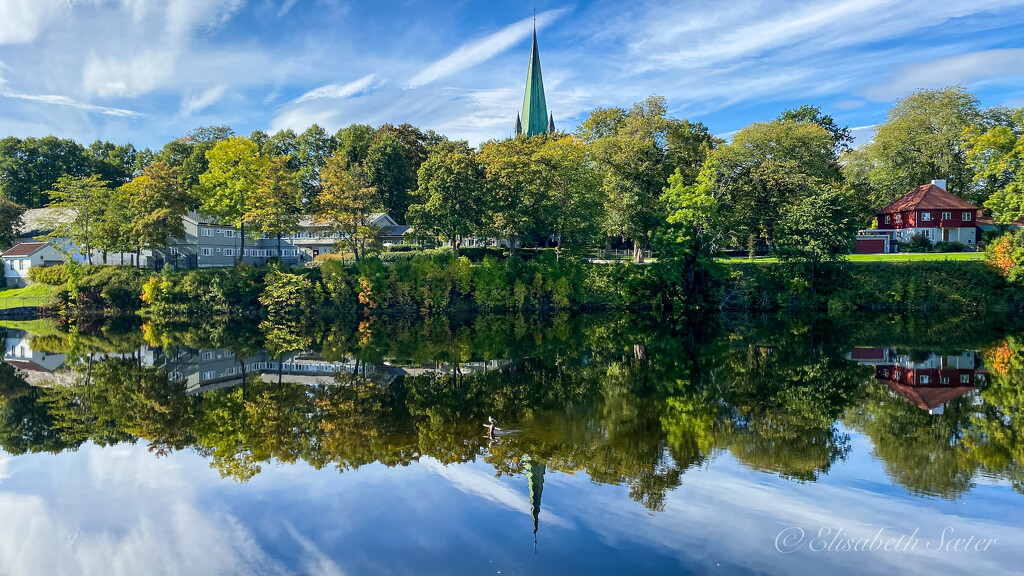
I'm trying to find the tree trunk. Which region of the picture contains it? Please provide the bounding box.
[508,236,516,258]
[604,236,612,258]
[239,222,245,266]
[277,233,282,262]
[634,243,645,264]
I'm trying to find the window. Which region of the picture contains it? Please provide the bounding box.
[942,212,951,220]
[202,351,214,360]
[894,371,901,380]
[941,377,950,384]
[215,248,221,253]
[201,228,214,237]
[224,248,234,257]
[919,375,930,384]
[884,215,890,224]
[960,374,971,384]
[18,259,25,270]
[962,212,972,221]
[921,212,931,222]
[200,248,212,256]
[202,371,216,380]
[224,230,235,238]
[895,214,902,223]
[882,369,889,377]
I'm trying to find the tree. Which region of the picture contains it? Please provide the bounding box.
[704,119,840,255]
[773,187,858,296]
[159,125,234,199]
[250,156,303,257]
[478,136,547,257]
[777,105,853,154]
[407,149,486,252]
[966,107,1024,224]
[125,161,193,261]
[657,168,724,299]
[0,198,25,250]
[333,124,376,169]
[197,137,269,265]
[316,157,381,262]
[42,175,111,264]
[534,135,602,256]
[856,86,982,206]
[0,136,91,207]
[365,133,416,223]
[578,96,716,262]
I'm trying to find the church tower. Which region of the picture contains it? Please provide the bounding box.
[514,19,553,137]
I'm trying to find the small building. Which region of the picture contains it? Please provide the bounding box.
[2,242,63,287]
[847,347,986,414]
[875,180,979,246]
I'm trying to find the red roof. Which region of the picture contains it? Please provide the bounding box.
[883,380,974,411]
[977,215,1024,227]
[1,241,49,258]
[878,184,979,215]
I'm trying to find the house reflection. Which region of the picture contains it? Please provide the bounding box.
[848,348,987,414]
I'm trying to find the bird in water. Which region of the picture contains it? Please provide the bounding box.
[484,416,500,437]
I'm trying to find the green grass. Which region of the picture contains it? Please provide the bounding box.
[720,252,984,264]
[0,284,55,309]
[0,318,57,335]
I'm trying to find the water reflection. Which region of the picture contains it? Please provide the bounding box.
[0,313,1022,508]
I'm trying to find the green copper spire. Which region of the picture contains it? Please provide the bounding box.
[518,27,550,137]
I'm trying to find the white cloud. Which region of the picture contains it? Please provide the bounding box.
[863,48,1024,100]
[406,8,570,88]
[82,50,177,98]
[0,0,72,45]
[181,84,229,115]
[277,0,302,18]
[292,74,377,104]
[0,88,143,117]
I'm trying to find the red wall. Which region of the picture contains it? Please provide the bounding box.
[856,238,886,254]
[878,210,975,229]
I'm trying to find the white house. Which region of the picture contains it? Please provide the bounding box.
[2,242,63,287]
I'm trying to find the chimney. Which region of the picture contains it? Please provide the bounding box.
[931,179,947,190]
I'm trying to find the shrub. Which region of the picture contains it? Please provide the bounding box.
[383,244,421,252]
[933,241,965,253]
[899,233,933,253]
[986,229,1024,283]
[28,264,69,286]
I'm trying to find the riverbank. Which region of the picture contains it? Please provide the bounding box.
[28,253,1024,319]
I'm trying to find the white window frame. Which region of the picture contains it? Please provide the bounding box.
[919,375,930,384]
[960,374,970,384]
[224,230,235,238]
[202,370,216,380]
[962,212,972,221]
[941,377,950,384]
[942,212,951,220]
[895,214,902,223]
[201,228,214,237]
[202,351,214,360]
[884,215,890,224]
[200,248,212,256]
[224,248,234,257]
[921,212,931,222]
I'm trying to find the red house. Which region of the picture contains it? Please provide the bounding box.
[847,347,986,414]
[875,180,979,246]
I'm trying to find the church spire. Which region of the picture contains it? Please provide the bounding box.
[524,455,545,552]
[519,20,550,137]
[515,112,523,136]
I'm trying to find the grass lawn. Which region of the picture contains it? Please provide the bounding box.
[0,318,57,335]
[0,284,55,309]
[721,252,984,264]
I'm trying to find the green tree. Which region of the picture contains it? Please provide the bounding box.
[534,135,602,256]
[777,105,853,153]
[365,132,416,223]
[966,107,1024,224]
[0,198,25,249]
[407,149,486,252]
[197,137,269,264]
[657,168,724,299]
[251,156,303,257]
[43,175,111,264]
[125,161,192,260]
[704,119,840,254]
[0,136,91,207]
[316,157,381,262]
[333,124,376,169]
[478,136,547,257]
[857,86,982,206]
[773,188,858,295]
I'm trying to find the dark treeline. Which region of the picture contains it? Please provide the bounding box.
[4,86,1024,299]
[1,312,1022,505]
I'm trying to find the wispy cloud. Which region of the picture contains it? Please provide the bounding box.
[863,48,1024,100]
[406,8,570,89]
[292,74,377,104]
[182,85,229,115]
[0,0,71,45]
[0,88,143,117]
[277,0,302,18]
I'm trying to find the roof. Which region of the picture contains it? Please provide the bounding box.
[1,241,50,258]
[878,184,979,215]
[882,380,975,411]
[520,29,549,137]
[381,225,411,237]
[977,215,1024,229]
[16,207,74,237]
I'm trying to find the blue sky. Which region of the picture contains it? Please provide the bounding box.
[2,0,1024,150]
